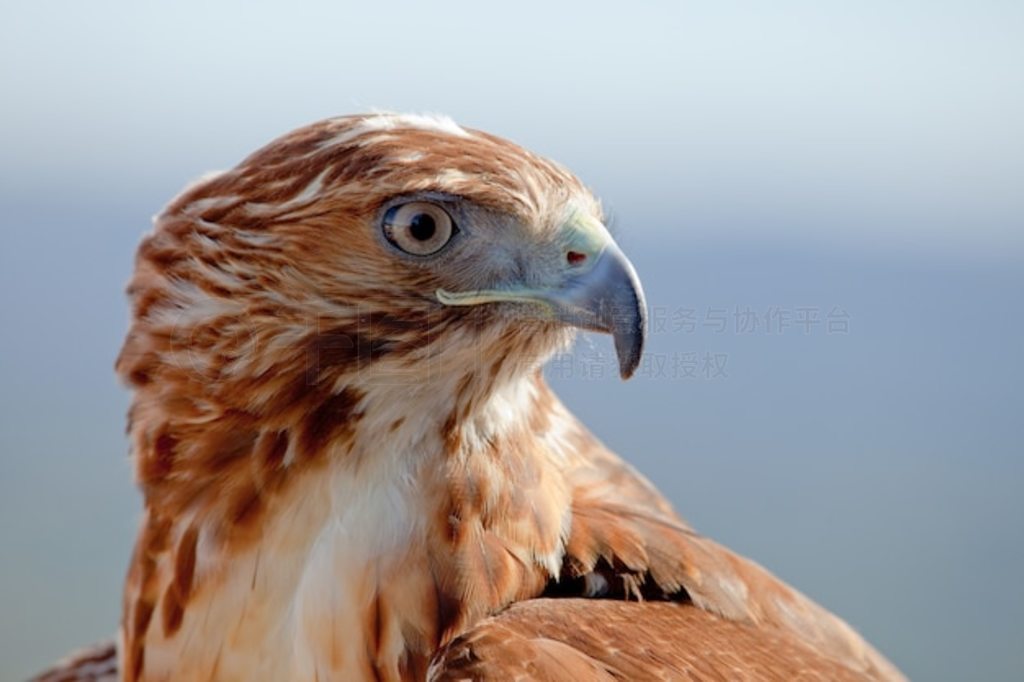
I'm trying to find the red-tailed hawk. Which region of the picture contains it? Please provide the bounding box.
[34,113,904,681]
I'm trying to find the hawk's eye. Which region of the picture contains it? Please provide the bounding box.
[382,202,456,256]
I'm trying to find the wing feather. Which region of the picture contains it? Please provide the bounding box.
[547,417,905,680]
[429,599,887,681]
[29,640,118,682]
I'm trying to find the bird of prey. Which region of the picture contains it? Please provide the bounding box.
[34,113,904,681]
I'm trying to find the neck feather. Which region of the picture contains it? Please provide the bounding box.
[122,355,576,679]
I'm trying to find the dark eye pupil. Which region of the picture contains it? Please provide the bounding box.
[409,213,436,241]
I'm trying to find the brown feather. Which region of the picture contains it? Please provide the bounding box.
[34,113,902,682]
[431,599,892,681]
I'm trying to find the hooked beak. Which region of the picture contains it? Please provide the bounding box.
[534,243,646,379]
[436,240,647,380]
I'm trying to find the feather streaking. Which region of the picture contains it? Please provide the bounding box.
[33,113,904,682]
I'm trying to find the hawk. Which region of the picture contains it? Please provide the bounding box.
[34,113,904,681]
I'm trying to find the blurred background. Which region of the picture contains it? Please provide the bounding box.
[2,1,1022,679]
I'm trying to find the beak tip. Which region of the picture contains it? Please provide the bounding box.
[614,307,646,381]
[596,244,648,381]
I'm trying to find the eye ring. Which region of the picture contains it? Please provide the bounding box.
[382,201,457,256]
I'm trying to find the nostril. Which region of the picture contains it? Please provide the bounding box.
[566,251,587,266]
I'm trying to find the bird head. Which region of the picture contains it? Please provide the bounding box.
[118,113,646,421]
